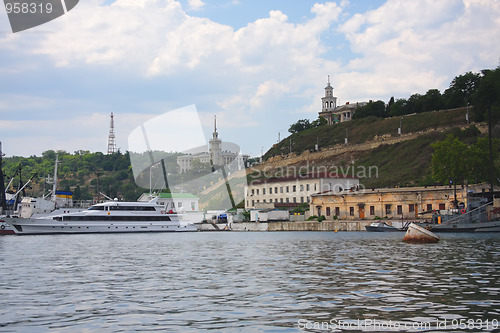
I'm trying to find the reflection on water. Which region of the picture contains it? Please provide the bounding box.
[0,232,499,332]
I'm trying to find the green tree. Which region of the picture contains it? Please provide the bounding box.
[471,67,500,122]
[288,119,312,134]
[422,89,444,112]
[352,100,386,119]
[388,98,407,117]
[311,116,327,128]
[443,71,481,109]
[431,134,469,206]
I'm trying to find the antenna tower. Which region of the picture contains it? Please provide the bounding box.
[107,112,117,154]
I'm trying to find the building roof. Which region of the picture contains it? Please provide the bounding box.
[249,171,358,186]
[311,184,490,197]
[141,192,199,199]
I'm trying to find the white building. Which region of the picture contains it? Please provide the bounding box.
[245,172,359,210]
[177,116,249,173]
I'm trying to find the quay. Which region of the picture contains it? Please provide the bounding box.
[199,220,375,232]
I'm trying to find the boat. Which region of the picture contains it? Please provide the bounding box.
[403,223,439,243]
[416,195,500,232]
[365,221,408,232]
[3,198,198,235]
[365,221,399,232]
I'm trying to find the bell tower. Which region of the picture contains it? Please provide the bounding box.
[321,75,337,113]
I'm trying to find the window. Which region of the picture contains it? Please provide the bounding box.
[293,185,296,192]
[252,200,254,206]
[409,204,415,213]
[370,206,375,215]
[263,188,266,195]
[300,197,304,203]
[251,189,254,195]
[397,205,402,215]
[280,198,283,203]
[263,199,266,203]
[326,207,331,216]
[335,207,340,216]
[275,187,278,193]
[280,187,283,193]
[385,204,392,215]
[306,184,310,191]
[286,198,289,203]
[439,203,446,210]
[349,207,354,216]
[293,197,296,203]
[427,204,433,211]
[286,186,289,193]
[300,184,304,191]
[269,187,272,194]
[178,202,182,208]
[256,189,259,195]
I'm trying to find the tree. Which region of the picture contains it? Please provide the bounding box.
[422,89,444,112]
[431,134,469,207]
[407,94,423,114]
[471,67,500,122]
[443,71,481,109]
[352,100,386,119]
[388,98,407,117]
[311,116,327,128]
[288,119,312,134]
[386,96,395,115]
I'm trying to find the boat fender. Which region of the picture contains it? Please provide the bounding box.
[1,224,4,230]
[461,209,466,214]
[161,210,165,214]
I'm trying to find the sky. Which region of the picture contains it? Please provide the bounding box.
[0,0,499,158]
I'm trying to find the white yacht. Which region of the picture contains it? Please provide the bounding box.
[4,199,198,235]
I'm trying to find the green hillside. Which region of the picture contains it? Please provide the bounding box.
[261,107,499,189]
[265,107,469,159]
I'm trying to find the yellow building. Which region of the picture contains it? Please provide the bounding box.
[310,184,492,220]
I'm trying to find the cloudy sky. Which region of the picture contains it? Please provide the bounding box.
[0,0,499,157]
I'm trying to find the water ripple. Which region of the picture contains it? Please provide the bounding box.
[0,232,499,332]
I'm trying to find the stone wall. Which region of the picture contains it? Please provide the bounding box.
[226,220,372,232]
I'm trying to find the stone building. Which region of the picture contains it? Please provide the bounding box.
[177,116,249,173]
[245,172,359,210]
[318,76,366,124]
[310,184,492,220]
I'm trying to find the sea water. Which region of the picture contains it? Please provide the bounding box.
[1,232,499,332]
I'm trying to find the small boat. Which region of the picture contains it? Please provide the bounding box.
[365,221,401,232]
[403,223,439,243]
[4,198,198,235]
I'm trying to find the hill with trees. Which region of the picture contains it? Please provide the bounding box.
[2,150,144,202]
[260,67,500,188]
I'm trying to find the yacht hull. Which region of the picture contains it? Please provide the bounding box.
[4,217,198,235]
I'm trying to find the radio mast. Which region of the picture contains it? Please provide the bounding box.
[107,112,117,154]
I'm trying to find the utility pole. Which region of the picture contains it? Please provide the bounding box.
[488,105,494,195]
[0,142,6,212]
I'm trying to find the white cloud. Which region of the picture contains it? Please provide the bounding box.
[337,0,500,101]
[1,0,499,157]
[188,0,204,11]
